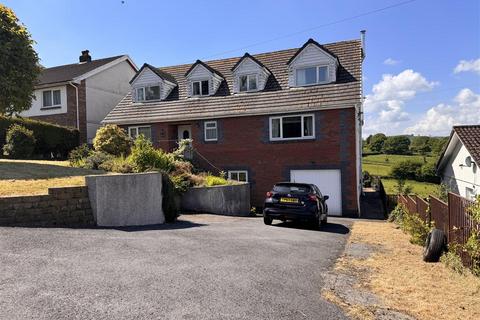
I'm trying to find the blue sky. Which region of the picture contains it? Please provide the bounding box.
[4,0,480,136]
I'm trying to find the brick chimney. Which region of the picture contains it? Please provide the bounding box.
[79,50,91,63]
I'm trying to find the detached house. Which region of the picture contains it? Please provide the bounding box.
[437,125,480,200]
[103,37,365,216]
[21,51,137,143]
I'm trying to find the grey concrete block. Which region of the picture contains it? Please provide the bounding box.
[181,183,250,216]
[86,172,165,227]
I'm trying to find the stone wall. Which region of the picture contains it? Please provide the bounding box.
[181,183,251,216]
[86,172,164,227]
[0,186,94,227]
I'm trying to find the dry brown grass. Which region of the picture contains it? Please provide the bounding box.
[333,221,480,320]
[0,159,103,196]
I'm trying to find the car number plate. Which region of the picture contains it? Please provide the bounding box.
[280,197,298,203]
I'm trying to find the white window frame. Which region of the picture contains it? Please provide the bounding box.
[191,79,210,97]
[128,125,152,141]
[136,85,161,102]
[204,121,218,141]
[269,114,315,141]
[238,74,259,92]
[42,89,62,108]
[228,170,248,182]
[136,87,145,102]
[295,65,329,86]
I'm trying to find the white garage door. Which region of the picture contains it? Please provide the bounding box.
[290,169,342,216]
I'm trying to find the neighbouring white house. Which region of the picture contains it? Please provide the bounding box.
[20,50,137,143]
[436,125,480,200]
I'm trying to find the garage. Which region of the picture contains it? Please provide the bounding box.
[290,169,342,216]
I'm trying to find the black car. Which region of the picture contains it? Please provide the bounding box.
[263,182,329,228]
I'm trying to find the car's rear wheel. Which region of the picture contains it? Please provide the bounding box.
[263,214,272,225]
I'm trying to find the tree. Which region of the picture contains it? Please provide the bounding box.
[410,136,431,155]
[430,137,449,155]
[0,4,41,115]
[382,136,411,154]
[93,124,131,156]
[368,133,387,152]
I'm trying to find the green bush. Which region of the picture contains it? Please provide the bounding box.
[93,124,131,156]
[418,162,440,183]
[0,115,79,158]
[68,144,91,167]
[205,175,230,186]
[390,160,423,180]
[161,173,179,223]
[129,135,174,172]
[99,156,134,173]
[83,151,112,170]
[2,124,36,159]
[401,211,431,245]
[388,203,407,223]
[440,248,466,275]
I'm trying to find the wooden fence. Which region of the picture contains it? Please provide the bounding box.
[398,193,478,269]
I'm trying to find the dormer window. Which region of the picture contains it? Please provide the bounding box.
[136,85,161,102]
[239,74,258,92]
[192,80,209,96]
[296,66,328,86]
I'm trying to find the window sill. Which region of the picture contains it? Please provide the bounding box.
[269,137,316,142]
[40,105,62,110]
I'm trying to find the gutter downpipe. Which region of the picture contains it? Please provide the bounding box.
[68,82,80,130]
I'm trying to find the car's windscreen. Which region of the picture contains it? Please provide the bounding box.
[273,184,311,194]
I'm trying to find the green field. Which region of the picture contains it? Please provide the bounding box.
[362,154,439,197]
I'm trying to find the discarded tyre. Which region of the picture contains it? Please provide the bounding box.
[423,228,446,262]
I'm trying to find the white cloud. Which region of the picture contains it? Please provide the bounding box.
[405,88,480,136]
[363,70,437,135]
[454,58,480,75]
[383,58,400,65]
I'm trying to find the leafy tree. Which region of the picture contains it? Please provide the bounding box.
[382,136,411,154]
[390,160,423,180]
[410,136,431,155]
[0,4,41,115]
[368,133,387,152]
[430,137,449,155]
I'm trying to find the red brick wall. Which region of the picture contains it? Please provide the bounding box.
[124,108,359,215]
[28,81,87,143]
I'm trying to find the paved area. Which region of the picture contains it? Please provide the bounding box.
[0,214,351,320]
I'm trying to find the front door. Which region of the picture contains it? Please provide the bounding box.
[177,125,192,141]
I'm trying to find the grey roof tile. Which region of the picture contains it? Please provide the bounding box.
[103,39,363,124]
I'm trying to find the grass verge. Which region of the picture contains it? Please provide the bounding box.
[323,221,480,320]
[0,159,104,196]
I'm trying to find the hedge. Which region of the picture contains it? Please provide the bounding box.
[0,115,79,158]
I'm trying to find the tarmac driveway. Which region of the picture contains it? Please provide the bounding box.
[0,214,351,320]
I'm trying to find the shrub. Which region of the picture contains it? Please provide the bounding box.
[418,162,440,183]
[205,175,230,186]
[390,160,423,180]
[440,247,466,275]
[2,124,36,159]
[170,174,192,193]
[83,151,112,170]
[68,144,91,167]
[161,173,179,223]
[129,135,174,173]
[99,156,134,173]
[388,203,407,223]
[93,124,131,156]
[0,115,79,158]
[401,211,431,245]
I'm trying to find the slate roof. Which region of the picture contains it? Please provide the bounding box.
[454,125,480,164]
[103,39,363,125]
[130,63,177,85]
[38,55,125,85]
